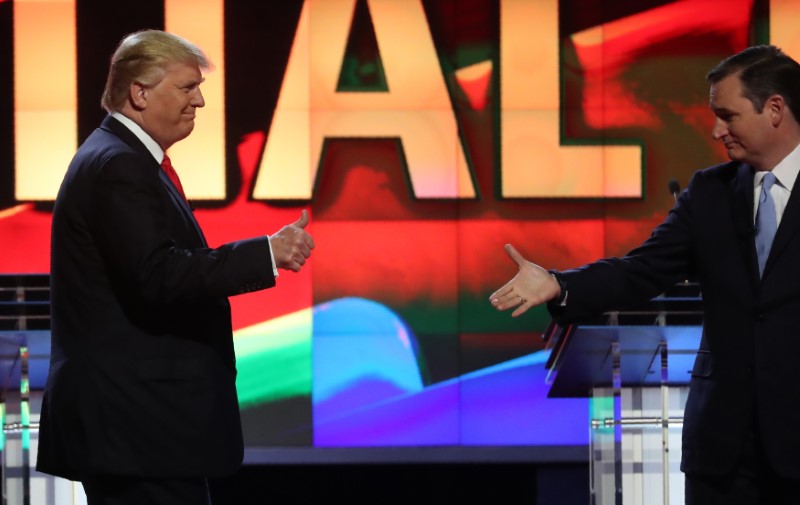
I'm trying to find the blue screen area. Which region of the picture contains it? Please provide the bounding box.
[312,298,589,447]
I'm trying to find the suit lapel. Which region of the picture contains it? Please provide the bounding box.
[157,169,208,247]
[102,115,208,247]
[731,163,759,286]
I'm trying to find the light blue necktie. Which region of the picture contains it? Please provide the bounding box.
[755,172,778,276]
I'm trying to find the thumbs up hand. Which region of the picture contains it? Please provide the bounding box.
[270,210,316,272]
[489,244,561,317]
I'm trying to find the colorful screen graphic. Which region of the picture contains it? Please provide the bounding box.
[0,0,788,460]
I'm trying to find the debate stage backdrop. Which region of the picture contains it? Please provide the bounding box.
[0,0,791,458]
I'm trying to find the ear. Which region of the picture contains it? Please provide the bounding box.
[766,94,785,127]
[130,82,147,109]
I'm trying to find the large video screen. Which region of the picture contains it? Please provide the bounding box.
[0,0,786,461]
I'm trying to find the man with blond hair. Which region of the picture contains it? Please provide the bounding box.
[37,30,314,504]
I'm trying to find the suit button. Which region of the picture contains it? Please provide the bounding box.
[755,314,765,323]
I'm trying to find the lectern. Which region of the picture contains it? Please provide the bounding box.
[0,274,55,505]
[543,282,703,505]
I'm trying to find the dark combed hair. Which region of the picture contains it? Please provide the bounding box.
[706,45,800,116]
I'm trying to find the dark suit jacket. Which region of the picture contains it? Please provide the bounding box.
[37,115,276,481]
[550,160,800,479]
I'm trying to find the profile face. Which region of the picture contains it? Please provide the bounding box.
[139,61,206,150]
[709,74,775,170]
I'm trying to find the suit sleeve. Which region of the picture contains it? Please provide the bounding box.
[550,174,699,322]
[89,151,276,304]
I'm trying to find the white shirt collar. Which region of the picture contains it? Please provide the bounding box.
[110,111,165,164]
[755,141,800,191]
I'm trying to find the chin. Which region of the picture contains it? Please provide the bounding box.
[726,149,745,162]
[175,125,194,144]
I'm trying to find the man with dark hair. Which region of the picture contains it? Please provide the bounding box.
[37,30,315,504]
[491,45,800,504]
[707,45,800,117]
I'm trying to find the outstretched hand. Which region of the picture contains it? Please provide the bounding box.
[489,244,561,317]
[269,210,315,272]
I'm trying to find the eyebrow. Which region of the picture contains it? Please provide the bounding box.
[177,77,205,88]
[710,105,734,115]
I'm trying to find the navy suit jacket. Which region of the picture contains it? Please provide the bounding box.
[37,116,276,480]
[551,160,800,478]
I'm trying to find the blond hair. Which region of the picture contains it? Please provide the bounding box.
[101,30,211,112]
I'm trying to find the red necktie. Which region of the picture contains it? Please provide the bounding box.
[161,154,187,201]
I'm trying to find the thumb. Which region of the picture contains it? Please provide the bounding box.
[294,209,309,228]
[504,244,527,267]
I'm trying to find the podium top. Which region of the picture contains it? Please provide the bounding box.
[543,284,703,398]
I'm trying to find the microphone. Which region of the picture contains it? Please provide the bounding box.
[668,179,680,203]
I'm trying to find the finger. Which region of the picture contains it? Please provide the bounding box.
[504,244,527,267]
[290,240,312,258]
[500,293,527,310]
[304,232,316,249]
[490,290,522,311]
[284,260,301,273]
[511,300,532,318]
[489,283,513,302]
[294,209,310,228]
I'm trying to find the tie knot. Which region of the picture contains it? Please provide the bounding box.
[762,172,777,191]
[161,154,172,170]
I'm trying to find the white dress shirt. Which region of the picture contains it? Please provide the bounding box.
[753,142,800,226]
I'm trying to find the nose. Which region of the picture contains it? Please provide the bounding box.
[711,118,727,140]
[192,87,205,108]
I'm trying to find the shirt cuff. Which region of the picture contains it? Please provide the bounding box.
[266,235,279,278]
